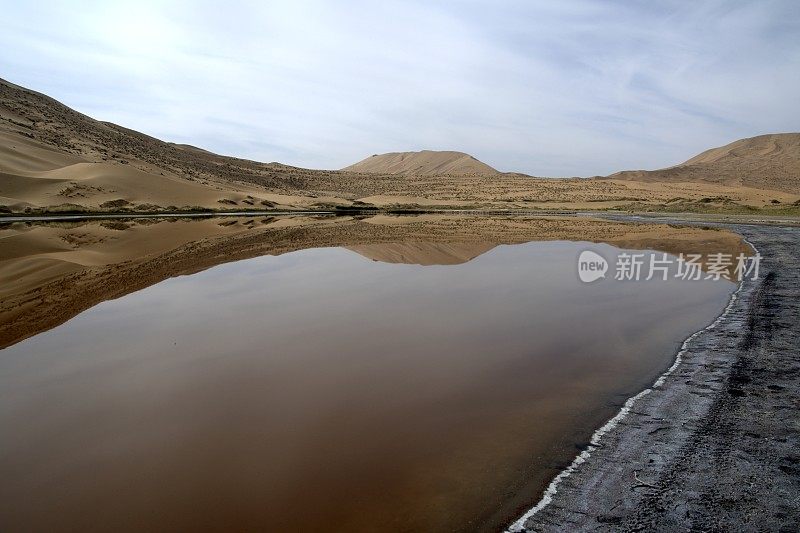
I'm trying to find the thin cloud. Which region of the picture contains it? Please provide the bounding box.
[0,0,797,176]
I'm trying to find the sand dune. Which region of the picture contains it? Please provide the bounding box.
[1,77,797,214]
[606,133,800,193]
[0,125,350,212]
[0,135,239,210]
[0,78,363,211]
[343,150,500,176]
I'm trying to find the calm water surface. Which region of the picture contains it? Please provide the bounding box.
[0,241,734,532]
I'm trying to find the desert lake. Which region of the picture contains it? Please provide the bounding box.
[0,230,735,532]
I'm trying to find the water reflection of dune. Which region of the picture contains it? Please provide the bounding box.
[0,214,750,350]
[345,242,497,265]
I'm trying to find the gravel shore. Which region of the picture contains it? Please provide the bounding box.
[515,222,800,532]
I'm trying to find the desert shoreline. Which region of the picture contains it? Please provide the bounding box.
[514,217,799,531]
[0,210,336,222]
[509,258,748,531]
[2,5,798,529]
[1,213,795,531]
[4,209,800,226]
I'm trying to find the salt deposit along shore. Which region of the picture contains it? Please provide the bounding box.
[513,220,799,532]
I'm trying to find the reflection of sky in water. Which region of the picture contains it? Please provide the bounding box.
[14,241,729,370]
[0,240,735,533]
[1,241,735,430]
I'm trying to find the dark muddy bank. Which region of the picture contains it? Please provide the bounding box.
[516,223,800,532]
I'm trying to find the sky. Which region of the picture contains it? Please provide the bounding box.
[1,0,798,176]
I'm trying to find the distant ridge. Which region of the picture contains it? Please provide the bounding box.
[2,76,797,213]
[605,133,800,193]
[343,150,499,176]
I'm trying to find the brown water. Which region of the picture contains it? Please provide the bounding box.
[0,240,733,532]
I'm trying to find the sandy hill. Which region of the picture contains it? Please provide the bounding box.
[2,77,520,210]
[0,78,348,195]
[0,77,407,211]
[1,77,797,214]
[606,133,800,193]
[343,150,499,176]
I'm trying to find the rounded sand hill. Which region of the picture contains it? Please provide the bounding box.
[607,133,800,193]
[342,150,499,176]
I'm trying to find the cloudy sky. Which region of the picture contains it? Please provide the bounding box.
[1,0,798,176]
